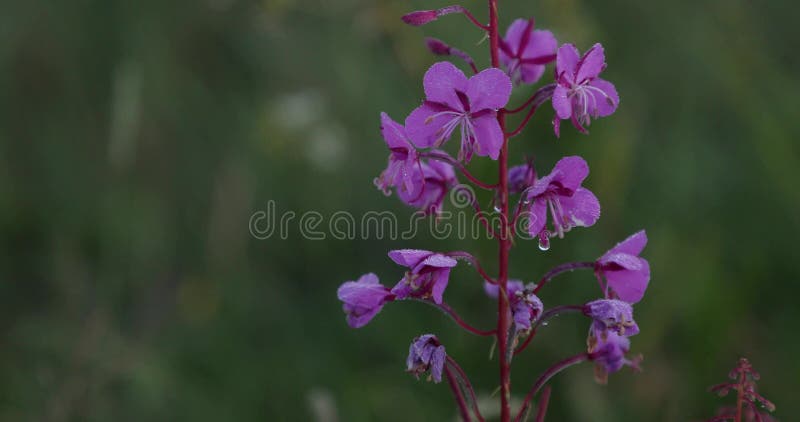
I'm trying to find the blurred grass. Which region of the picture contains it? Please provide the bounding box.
[0,0,798,420]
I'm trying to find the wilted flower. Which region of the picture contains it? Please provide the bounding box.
[484,280,544,332]
[406,334,447,383]
[584,299,639,337]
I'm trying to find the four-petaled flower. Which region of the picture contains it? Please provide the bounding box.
[406,334,447,383]
[584,299,639,337]
[406,61,512,162]
[499,18,557,85]
[398,155,457,216]
[389,249,458,304]
[337,273,396,328]
[526,156,600,244]
[374,112,423,199]
[552,43,619,137]
[484,280,544,333]
[596,230,650,303]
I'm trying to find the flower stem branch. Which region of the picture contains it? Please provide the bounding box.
[417,300,496,336]
[447,251,497,284]
[504,84,556,114]
[514,305,585,356]
[532,262,596,294]
[514,353,590,422]
[445,364,473,421]
[506,105,539,138]
[534,385,552,422]
[422,151,499,190]
[441,5,490,31]
[447,356,486,422]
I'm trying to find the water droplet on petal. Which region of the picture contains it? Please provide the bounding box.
[538,237,550,251]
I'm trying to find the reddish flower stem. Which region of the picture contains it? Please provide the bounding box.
[735,368,744,422]
[442,5,490,31]
[514,305,585,356]
[445,365,473,421]
[532,261,596,294]
[422,151,499,190]
[487,1,512,420]
[514,353,590,422]
[506,104,539,138]
[534,386,552,422]
[447,251,497,284]
[447,356,486,422]
[439,302,497,337]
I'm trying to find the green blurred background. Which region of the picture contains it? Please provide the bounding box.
[1,0,798,420]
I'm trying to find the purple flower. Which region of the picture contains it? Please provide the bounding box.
[406,334,446,383]
[374,113,423,199]
[551,43,619,137]
[584,299,639,337]
[525,156,600,242]
[484,280,543,333]
[337,273,395,328]
[508,161,536,194]
[397,156,457,215]
[389,249,458,304]
[597,230,650,303]
[499,18,557,85]
[588,330,637,375]
[406,62,512,162]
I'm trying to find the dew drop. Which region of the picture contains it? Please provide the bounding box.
[493,205,501,213]
[542,321,549,326]
[538,238,550,251]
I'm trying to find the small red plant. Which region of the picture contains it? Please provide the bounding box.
[707,358,776,422]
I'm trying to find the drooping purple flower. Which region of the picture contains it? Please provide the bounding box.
[551,43,619,137]
[484,280,543,333]
[374,113,423,199]
[499,18,557,85]
[596,230,650,303]
[389,249,458,304]
[525,156,600,243]
[406,62,512,162]
[508,161,536,194]
[584,299,639,337]
[337,273,395,328]
[588,330,638,375]
[397,156,457,215]
[406,334,446,383]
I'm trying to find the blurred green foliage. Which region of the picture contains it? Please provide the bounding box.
[1,0,798,420]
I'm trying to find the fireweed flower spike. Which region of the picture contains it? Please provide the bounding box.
[406,334,447,383]
[552,43,619,137]
[499,18,557,85]
[525,156,601,247]
[484,280,544,333]
[596,230,650,303]
[337,273,395,328]
[406,61,512,162]
[389,249,458,304]
[374,112,423,198]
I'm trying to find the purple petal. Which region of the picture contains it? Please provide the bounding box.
[555,43,580,81]
[380,112,411,150]
[606,230,648,257]
[388,249,433,268]
[503,19,529,54]
[420,253,458,269]
[430,345,446,383]
[520,64,545,85]
[405,103,457,148]
[430,268,451,304]
[559,187,600,228]
[575,43,606,84]
[471,114,503,160]
[522,30,558,61]
[423,61,469,111]
[551,156,590,192]
[466,67,512,111]
[527,199,548,237]
[552,85,572,120]
[589,78,619,117]
[483,281,500,298]
[606,258,650,303]
[600,252,645,271]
